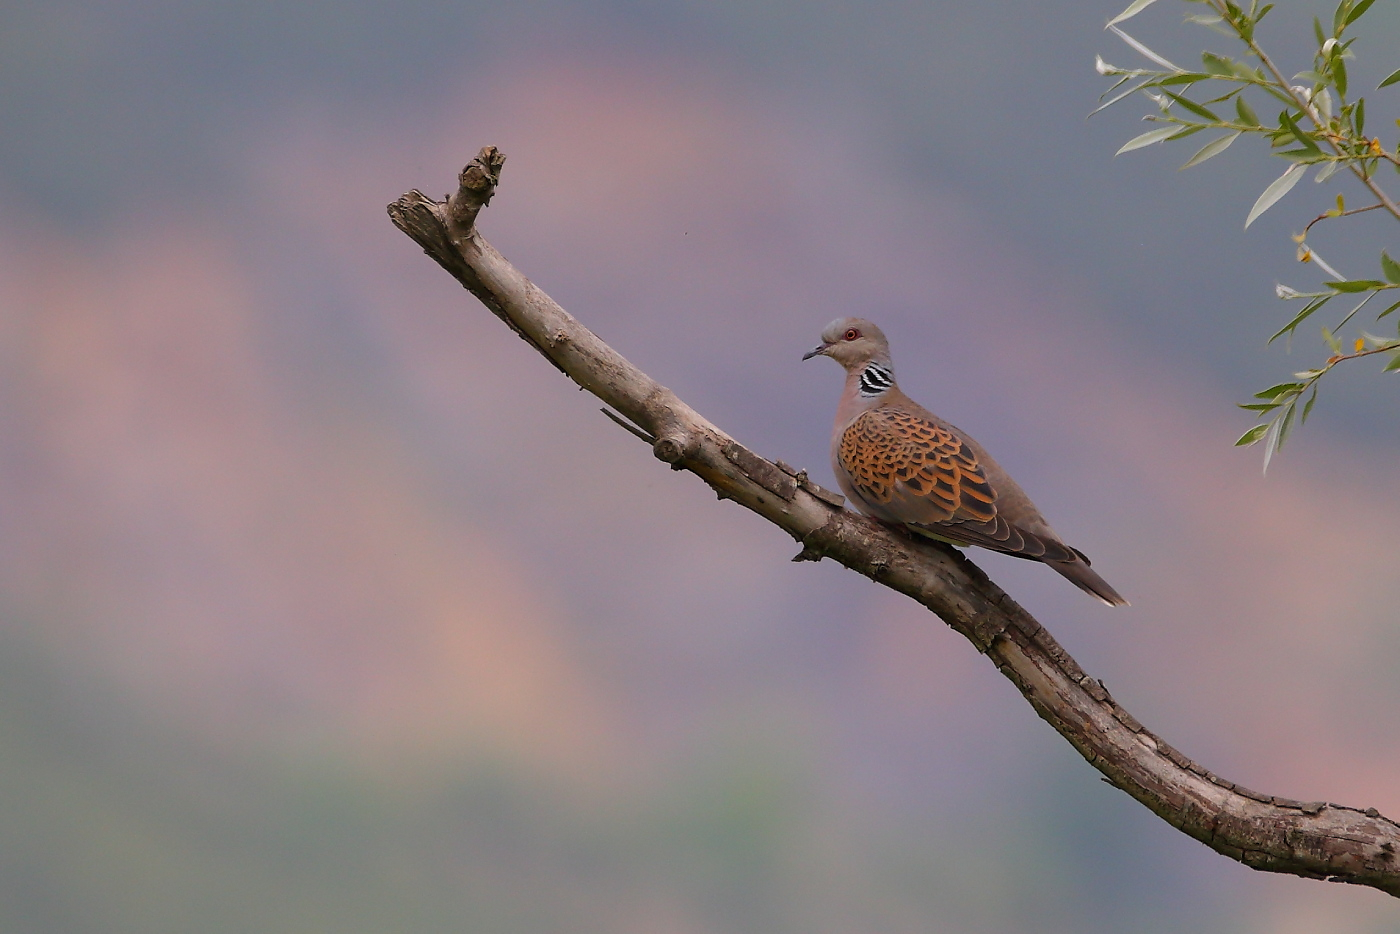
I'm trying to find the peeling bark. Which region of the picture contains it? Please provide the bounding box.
[388,146,1400,899]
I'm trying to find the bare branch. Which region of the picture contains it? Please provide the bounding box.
[388,145,1400,898]
[1303,201,1389,237]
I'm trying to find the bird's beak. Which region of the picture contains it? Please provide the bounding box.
[802,342,831,361]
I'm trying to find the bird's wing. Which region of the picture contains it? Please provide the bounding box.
[919,512,1082,563]
[838,408,996,522]
[837,408,1080,563]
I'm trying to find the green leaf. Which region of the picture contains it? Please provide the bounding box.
[1301,385,1319,423]
[1355,97,1365,136]
[1168,124,1207,140]
[1107,0,1163,27]
[1379,68,1400,90]
[1331,52,1348,97]
[1270,295,1332,342]
[1259,85,1299,109]
[1313,15,1326,46]
[1163,90,1221,121]
[1202,88,1243,105]
[1381,251,1400,284]
[1277,399,1297,446]
[1314,161,1342,182]
[1116,125,1182,153]
[1237,10,1255,42]
[1155,72,1211,86]
[1332,1,1350,38]
[1344,0,1377,25]
[1379,299,1400,320]
[1385,352,1400,371]
[1238,402,1281,411]
[1324,279,1386,292]
[1261,413,1284,472]
[1235,423,1271,446]
[1254,381,1303,400]
[1109,26,1183,71]
[1246,164,1305,228]
[1181,131,1241,168]
[1090,79,1152,115]
[1235,95,1260,126]
[1279,112,1323,154]
[1201,52,1234,76]
[1257,4,1274,23]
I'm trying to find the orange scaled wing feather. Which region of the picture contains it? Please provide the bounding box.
[838,409,997,523]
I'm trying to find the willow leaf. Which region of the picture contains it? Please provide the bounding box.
[1246,163,1305,228]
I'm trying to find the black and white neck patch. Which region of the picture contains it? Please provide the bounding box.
[858,361,895,397]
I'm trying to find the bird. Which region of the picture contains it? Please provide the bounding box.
[803,317,1128,606]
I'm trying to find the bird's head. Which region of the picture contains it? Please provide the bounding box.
[802,317,891,371]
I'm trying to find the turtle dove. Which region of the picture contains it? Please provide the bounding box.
[804,318,1128,606]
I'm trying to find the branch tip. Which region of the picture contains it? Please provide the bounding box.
[448,145,507,233]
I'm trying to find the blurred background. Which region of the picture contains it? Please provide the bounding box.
[2,0,1399,931]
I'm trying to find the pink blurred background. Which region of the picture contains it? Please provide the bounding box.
[2,1,1399,931]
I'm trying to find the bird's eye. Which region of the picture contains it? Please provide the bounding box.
[844,328,861,341]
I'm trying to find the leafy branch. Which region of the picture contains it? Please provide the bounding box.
[1096,0,1400,468]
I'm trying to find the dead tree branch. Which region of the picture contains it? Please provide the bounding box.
[387,145,1400,898]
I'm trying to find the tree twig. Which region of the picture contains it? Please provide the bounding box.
[1303,201,1388,237]
[388,145,1400,898]
[1208,0,1400,223]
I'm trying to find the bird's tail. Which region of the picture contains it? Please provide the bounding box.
[1047,558,1130,607]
